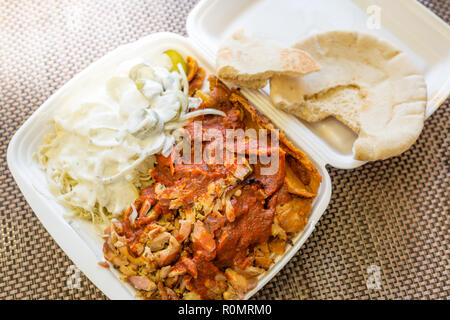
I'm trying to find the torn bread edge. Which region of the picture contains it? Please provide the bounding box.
[216,30,321,89]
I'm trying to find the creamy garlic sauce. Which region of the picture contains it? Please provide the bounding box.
[36,54,209,219]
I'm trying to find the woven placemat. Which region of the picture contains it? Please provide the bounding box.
[0,0,448,300]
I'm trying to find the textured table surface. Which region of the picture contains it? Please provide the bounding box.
[0,0,448,300]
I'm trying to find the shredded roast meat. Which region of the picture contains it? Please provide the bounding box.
[102,59,321,300]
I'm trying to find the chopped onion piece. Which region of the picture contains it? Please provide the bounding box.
[129,203,138,224]
[162,135,175,157]
[180,108,226,121]
[188,97,202,110]
[177,63,189,96]
[164,120,188,131]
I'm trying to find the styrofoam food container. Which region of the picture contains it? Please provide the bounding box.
[7,0,450,299]
[188,0,450,170]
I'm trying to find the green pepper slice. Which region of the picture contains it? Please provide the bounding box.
[164,49,188,74]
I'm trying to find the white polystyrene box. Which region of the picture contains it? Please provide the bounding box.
[187,0,450,169]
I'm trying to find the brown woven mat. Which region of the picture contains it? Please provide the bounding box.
[0,0,448,300]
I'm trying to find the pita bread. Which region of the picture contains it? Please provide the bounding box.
[216,30,321,89]
[270,31,427,161]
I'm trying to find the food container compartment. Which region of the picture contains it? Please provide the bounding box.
[188,0,450,169]
[7,33,332,299]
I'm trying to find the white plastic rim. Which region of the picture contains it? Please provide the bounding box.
[7,32,332,300]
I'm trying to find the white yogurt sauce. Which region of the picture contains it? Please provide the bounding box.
[36,56,222,219]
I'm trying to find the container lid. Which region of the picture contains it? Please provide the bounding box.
[186,0,450,169]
